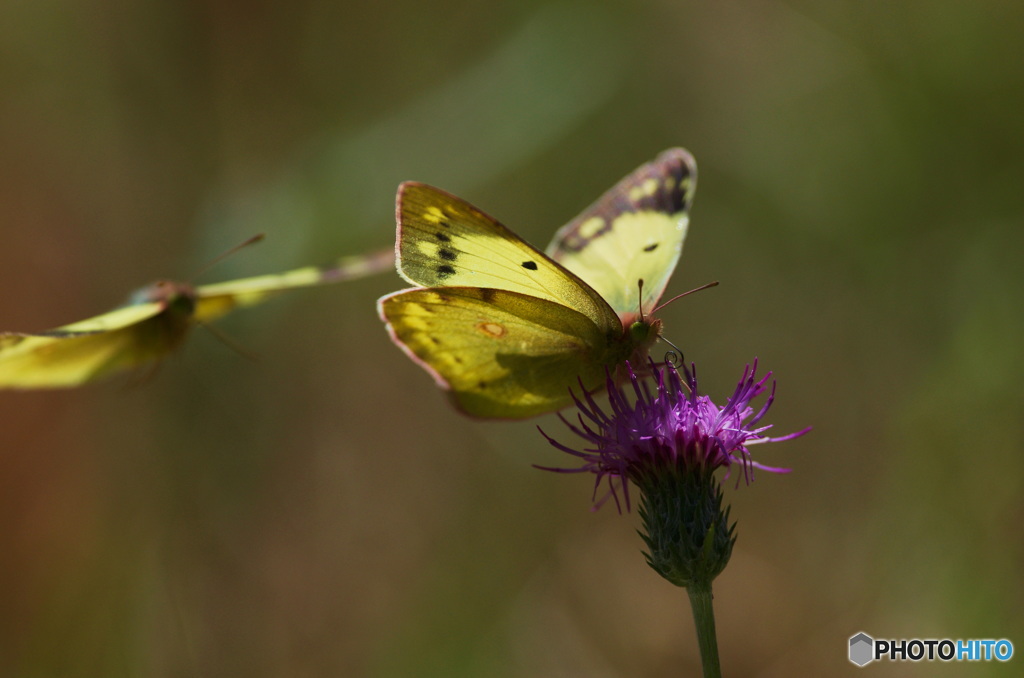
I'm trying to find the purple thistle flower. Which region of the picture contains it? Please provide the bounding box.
[539,359,810,512]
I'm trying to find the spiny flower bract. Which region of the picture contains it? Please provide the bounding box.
[539,359,809,511]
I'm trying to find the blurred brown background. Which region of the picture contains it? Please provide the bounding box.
[1,1,1021,676]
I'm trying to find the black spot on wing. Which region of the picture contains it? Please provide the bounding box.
[435,232,452,243]
[643,242,659,252]
[436,264,456,279]
[438,248,457,261]
[521,260,538,270]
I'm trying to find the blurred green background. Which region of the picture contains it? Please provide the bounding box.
[1,1,1021,676]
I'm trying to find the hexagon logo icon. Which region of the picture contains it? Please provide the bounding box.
[849,632,874,666]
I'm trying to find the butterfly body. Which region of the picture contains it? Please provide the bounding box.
[379,148,696,419]
[121,280,199,363]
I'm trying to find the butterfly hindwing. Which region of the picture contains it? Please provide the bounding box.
[0,301,188,388]
[396,183,621,335]
[546,148,696,319]
[379,286,623,419]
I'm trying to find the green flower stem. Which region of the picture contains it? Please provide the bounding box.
[686,580,721,678]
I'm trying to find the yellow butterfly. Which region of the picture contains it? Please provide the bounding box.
[378,148,697,419]
[0,249,393,389]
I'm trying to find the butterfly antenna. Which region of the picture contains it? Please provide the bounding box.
[189,234,266,281]
[636,279,646,321]
[195,320,262,363]
[651,281,719,315]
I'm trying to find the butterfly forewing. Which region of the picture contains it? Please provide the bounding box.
[546,148,696,318]
[396,183,621,335]
[194,250,394,323]
[379,286,624,419]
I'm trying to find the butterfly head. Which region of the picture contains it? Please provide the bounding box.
[615,277,660,361]
[128,280,198,315]
[626,315,663,364]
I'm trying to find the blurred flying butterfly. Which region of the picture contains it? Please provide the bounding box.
[378,148,699,419]
[0,247,393,389]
